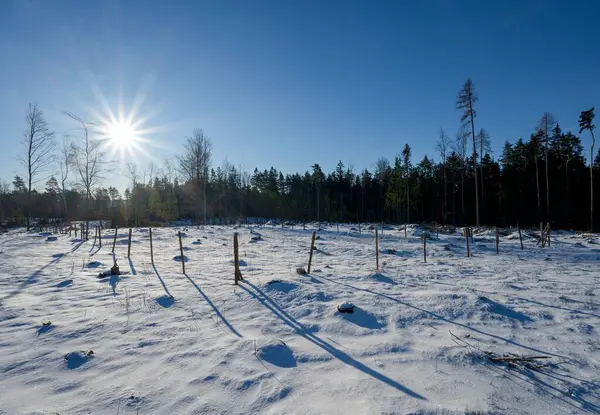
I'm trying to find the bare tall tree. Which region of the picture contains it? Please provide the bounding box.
[176,129,212,224]
[58,137,74,221]
[531,132,543,222]
[455,127,469,224]
[457,79,480,225]
[436,128,451,224]
[476,128,491,222]
[579,107,596,231]
[538,112,555,222]
[19,104,55,230]
[63,112,106,199]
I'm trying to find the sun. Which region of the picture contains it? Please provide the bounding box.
[105,120,137,149]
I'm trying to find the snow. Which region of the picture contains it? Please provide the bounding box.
[0,225,599,414]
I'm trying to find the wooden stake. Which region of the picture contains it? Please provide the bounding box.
[547,224,551,247]
[127,228,132,257]
[80,223,84,239]
[85,221,89,240]
[518,223,523,250]
[540,221,544,248]
[423,233,427,263]
[495,226,499,254]
[112,227,118,253]
[178,231,185,274]
[149,228,154,264]
[465,227,470,257]
[234,232,243,284]
[307,231,317,273]
[99,226,102,248]
[404,223,407,238]
[375,227,379,271]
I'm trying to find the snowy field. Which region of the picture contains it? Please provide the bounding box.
[0,224,599,414]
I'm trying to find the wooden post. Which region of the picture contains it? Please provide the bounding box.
[69,223,72,237]
[540,221,544,248]
[74,224,77,237]
[465,227,470,257]
[178,231,185,274]
[375,227,379,271]
[80,223,84,239]
[495,227,499,254]
[381,222,384,238]
[423,233,427,263]
[307,231,317,273]
[404,223,407,238]
[99,226,102,248]
[127,228,132,258]
[85,222,89,240]
[112,227,118,253]
[234,232,243,284]
[518,223,523,250]
[547,224,551,247]
[149,228,154,264]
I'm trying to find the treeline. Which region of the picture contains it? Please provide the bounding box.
[2,80,597,230]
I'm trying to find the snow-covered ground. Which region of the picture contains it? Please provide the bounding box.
[0,224,599,414]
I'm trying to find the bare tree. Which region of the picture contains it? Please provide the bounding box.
[457,79,480,226]
[579,107,596,231]
[126,162,141,226]
[455,127,469,224]
[537,112,555,222]
[64,112,107,200]
[176,129,212,224]
[531,131,542,222]
[477,128,491,222]
[436,128,451,224]
[19,104,55,230]
[58,137,74,221]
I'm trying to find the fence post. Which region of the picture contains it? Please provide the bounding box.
[495,227,499,254]
[234,232,243,284]
[518,223,523,250]
[149,228,154,265]
[547,224,551,247]
[404,223,407,238]
[99,226,102,248]
[375,226,379,271]
[465,227,470,257]
[86,221,89,240]
[423,233,427,263]
[307,231,317,273]
[178,231,185,274]
[80,223,84,239]
[112,226,118,253]
[127,228,132,258]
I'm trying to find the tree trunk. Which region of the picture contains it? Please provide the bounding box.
[591,132,596,231]
[470,111,480,226]
[545,150,550,223]
[534,150,541,222]
[565,159,570,229]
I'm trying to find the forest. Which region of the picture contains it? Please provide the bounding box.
[2,80,597,231]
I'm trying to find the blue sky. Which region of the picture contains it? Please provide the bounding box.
[0,0,598,191]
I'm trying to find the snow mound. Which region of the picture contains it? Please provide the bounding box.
[256,339,296,368]
[64,350,94,369]
[264,280,297,293]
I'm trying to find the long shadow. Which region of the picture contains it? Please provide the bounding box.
[152,264,172,298]
[315,274,567,359]
[1,249,74,301]
[239,281,426,400]
[511,296,600,319]
[479,358,600,413]
[128,257,137,275]
[183,273,242,338]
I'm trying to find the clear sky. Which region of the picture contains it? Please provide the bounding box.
[1,0,598,191]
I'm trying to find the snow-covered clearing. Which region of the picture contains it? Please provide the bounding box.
[0,224,599,414]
